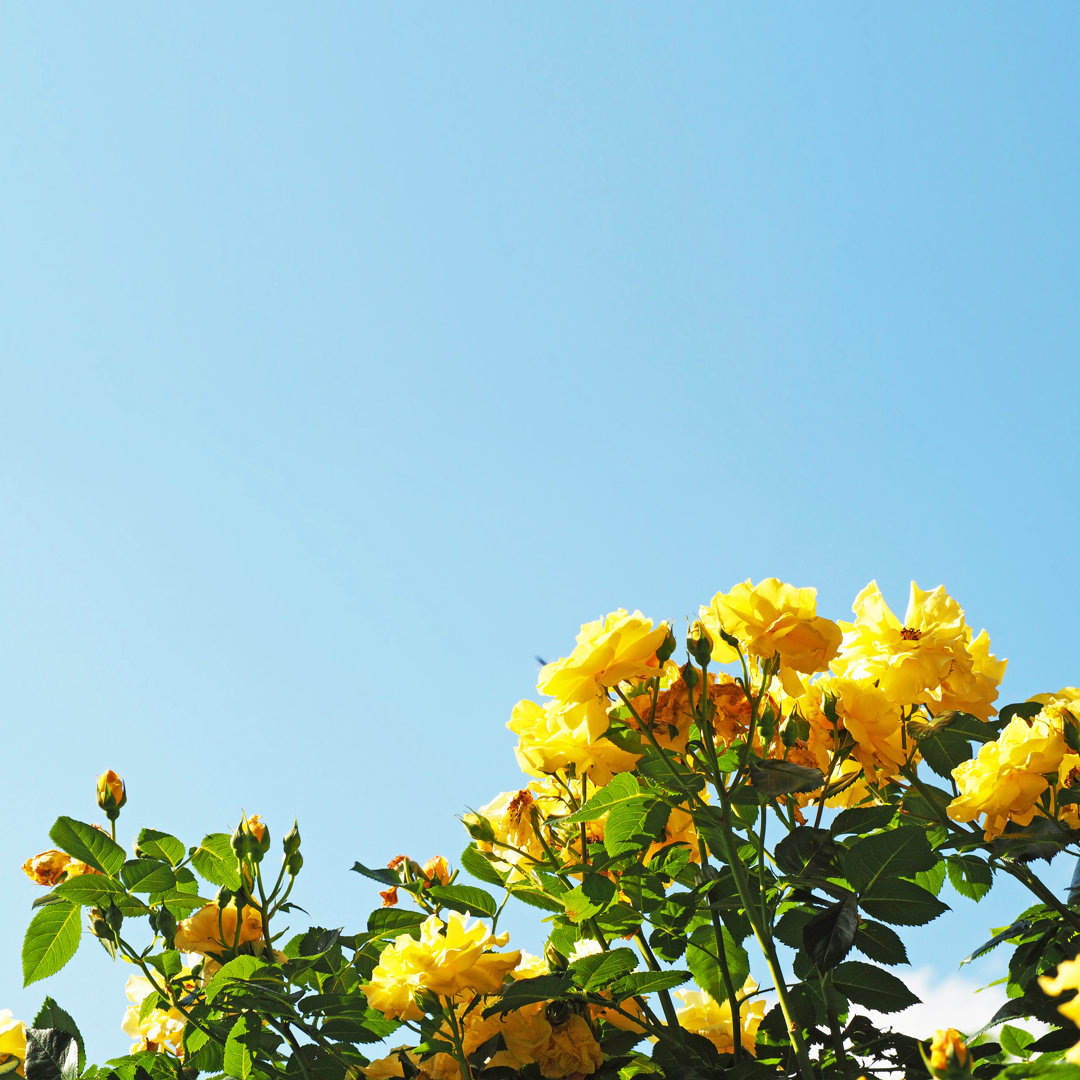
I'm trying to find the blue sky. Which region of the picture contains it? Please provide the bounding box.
[2,4,1078,1060]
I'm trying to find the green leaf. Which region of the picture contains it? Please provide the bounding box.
[914,860,947,897]
[48,817,125,877]
[853,919,909,967]
[22,902,82,987]
[603,797,670,857]
[843,828,937,893]
[563,875,616,923]
[366,909,425,937]
[203,956,270,1003]
[425,884,498,919]
[189,834,241,889]
[831,961,920,1013]
[804,897,858,972]
[350,860,400,887]
[612,970,690,997]
[747,758,825,797]
[223,1014,255,1080]
[830,806,897,835]
[570,947,637,991]
[52,875,125,907]
[1000,1024,1036,1059]
[564,773,644,823]
[686,924,749,1007]
[30,1002,84,1075]
[23,1029,80,1080]
[961,920,1031,965]
[774,827,842,878]
[916,728,980,779]
[459,845,507,888]
[482,975,571,1017]
[859,879,949,926]
[120,859,176,894]
[134,829,185,867]
[946,854,993,901]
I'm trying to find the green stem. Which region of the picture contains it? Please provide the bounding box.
[634,930,681,1032]
[822,971,853,1079]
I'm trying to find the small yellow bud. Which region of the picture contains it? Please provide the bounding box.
[96,770,126,819]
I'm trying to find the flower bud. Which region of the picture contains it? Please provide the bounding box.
[282,821,301,858]
[104,902,124,931]
[216,887,234,909]
[232,814,270,861]
[686,622,713,667]
[286,850,304,877]
[420,856,450,887]
[151,906,178,943]
[460,812,496,844]
[924,1029,971,1078]
[544,941,569,973]
[96,770,126,820]
[656,625,678,665]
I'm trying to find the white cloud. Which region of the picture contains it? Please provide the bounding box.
[859,967,1007,1038]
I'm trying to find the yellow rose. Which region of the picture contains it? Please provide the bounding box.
[120,974,186,1055]
[537,610,670,703]
[174,902,263,956]
[673,979,765,1057]
[508,697,640,785]
[21,850,98,887]
[700,579,841,696]
[1040,956,1080,1063]
[96,769,127,814]
[362,912,521,1020]
[0,1011,27,1078]
[948,743,1049,839]
[536,1013,604,1078]
[997,711,1066,774]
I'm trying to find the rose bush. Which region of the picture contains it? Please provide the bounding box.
[9,577,1080,1080]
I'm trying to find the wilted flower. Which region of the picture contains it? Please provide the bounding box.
[22,850,98,886]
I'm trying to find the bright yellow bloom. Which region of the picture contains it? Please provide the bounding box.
[537,610,669,703]
[0,1011,27,1078]
[948,742,1050,839]
[362,912,521,1021]
[22,849,98,886]
[832,582,1005,718]
[700,579,841,696]
[421,855,451,886]
[120,975,186,1054]
[1040,956,1080,1064]
[508,697,640,784]
[674,979,765,1056]
[927,1028,970,1076]
[96,770,127,813]
[997,710,1067,774]
[173,902,263,956]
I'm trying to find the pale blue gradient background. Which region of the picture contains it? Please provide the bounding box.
[2,5,1077,1060]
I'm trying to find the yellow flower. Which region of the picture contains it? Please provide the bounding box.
[997,710,1067,774]
[362,912,521,1020]
[0,1011,27,1078]
[508,697,640,784]
[1041,956,1080,1064]
[927,1028,970,1076]
[421,855,451,887]
[537,610,670,703]
[700,579,841,696]
[121,974,186,1054]
[174,902,263,956]
[948,742,1050,839]
[536,1013,604,1078]
[832,582,1004,717]
[22,849,99,887]
[673,979,765,1056]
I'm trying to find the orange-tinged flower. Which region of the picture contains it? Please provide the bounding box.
[21,850,98,886]
[379,886,399,908]
[537,1013,604,1078]
[537,610,669,703]
[927,1028,970,1076]
[674,980,765,1056]
[362,912,521,1020]
[508,697,640,784]
[96,769,127,814]
[700,579,841,696]
[174,903,263,956]
[421,856,451,886]
[0,1011,27,1078]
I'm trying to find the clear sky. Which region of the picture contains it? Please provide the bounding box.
[2,4,1077,1061]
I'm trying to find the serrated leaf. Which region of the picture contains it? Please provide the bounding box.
[946,854,993,901]
[570,947,637,991]
[686,924,749,1007]
[459,845,507,888]
[853,919,908,967]
[804,897,858,972]
[482,975,570,1016]
[30,1002,84,1075]
[612,970,690,996]
[23,1028,80,1080]
[203,956,269,1003]
[831,960,920,1013]
[120,859,175,894]
[48,818,125,877]
[1000,1024,1036,1059]
[858,879,949,926]
[914,860,947,897]
[223,1014,255,1080]
[774,827,842,878]
[748,758,825,797]
[134,829,185,867]
[603,798,670,857]
[350,860,400,887]
[425,884,499,918]
[564,774,645,823]
[563,875,616,923]
[189,834,241,889]
[843,828,937,893]
[52,875,125,907]
[22,902,82,987]
[366,909,425,938]
[960,920,1031,966]
[830,806,897,835]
